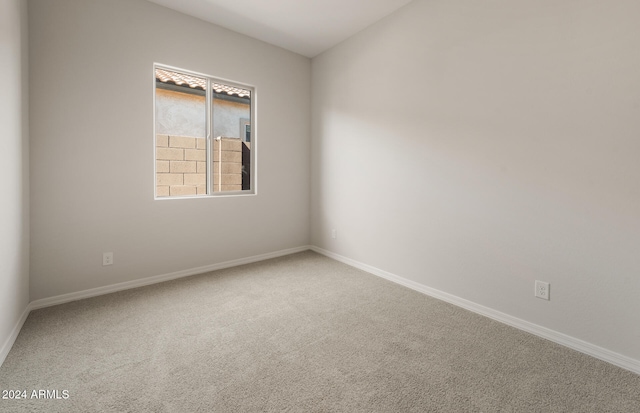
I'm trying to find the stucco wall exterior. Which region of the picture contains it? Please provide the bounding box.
[155,87,250,140]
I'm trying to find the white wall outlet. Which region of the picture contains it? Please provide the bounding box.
[535,280,550,300]
[331,229,337,239]
[103,252,113,266]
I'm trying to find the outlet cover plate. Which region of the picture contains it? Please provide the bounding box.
[535,280,550,300]
[103,252,113,266]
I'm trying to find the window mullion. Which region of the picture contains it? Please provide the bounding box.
[206,77,212,195]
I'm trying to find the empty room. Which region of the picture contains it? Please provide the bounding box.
[1,0,639,411]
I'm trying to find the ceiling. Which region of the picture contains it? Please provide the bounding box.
[146,0,414,58]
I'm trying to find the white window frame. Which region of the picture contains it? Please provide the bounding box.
[153,63,257,199]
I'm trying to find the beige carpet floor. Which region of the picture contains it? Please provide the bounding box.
[1,251,639,412]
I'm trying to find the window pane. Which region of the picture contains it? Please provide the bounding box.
[212,83,251,192]
[155,68,208,197]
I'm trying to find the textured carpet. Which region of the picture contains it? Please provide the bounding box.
[1,251,638,412]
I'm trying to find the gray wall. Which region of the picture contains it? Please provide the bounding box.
[0,0,29,361]
[29,0,311,300]
[311,0,640,362]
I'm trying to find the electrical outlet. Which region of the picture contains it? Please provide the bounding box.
[103,252,113,266]
[331,229,337,239]
[535,280,550,300]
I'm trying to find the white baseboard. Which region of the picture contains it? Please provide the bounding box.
[30,246,312,310]
[5,244,638,376]
[310,246,640,376]
[0,305,30,368]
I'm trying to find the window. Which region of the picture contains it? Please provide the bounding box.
[240,118,251,143]
[154,65,255,197]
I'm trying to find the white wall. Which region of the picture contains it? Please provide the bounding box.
[312,0,640,362]
[0,0,29,361]
[29,0,311,300]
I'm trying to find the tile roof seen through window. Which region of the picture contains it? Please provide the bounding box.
[155,68,251,98]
